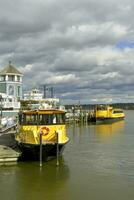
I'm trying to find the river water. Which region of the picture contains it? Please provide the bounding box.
[0,110,134,200]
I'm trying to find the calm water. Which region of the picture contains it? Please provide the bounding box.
[1,110,134,200]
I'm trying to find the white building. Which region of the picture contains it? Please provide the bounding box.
[0,61,23,110]
[23,88,65,110]
[23,89,43,100]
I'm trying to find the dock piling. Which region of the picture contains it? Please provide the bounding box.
[56,131,59,166]
[39,132,43,167]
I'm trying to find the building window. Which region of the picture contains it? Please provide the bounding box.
[0,75,5,81]
[8,75,15,81]
[18,86,21,96]
[8,85,14,95]
[17,76,20,82]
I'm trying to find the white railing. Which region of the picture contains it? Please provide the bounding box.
[2,102,20,109]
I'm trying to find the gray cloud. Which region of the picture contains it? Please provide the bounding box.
[0,0,134,103]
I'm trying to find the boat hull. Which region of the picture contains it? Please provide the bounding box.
[17,142,66,161]
[96,117,125,123]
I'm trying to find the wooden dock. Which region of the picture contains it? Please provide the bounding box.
[0,124,21,165]
[0,145,20,165]
[0,123,17,134]
[65,109,96,123]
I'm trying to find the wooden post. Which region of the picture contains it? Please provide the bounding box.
[39,132,43,167]
[0,95,2,118]
[56,131,59,166]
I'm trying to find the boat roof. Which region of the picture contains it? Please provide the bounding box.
[20,109,65,114]
[113,108,123,111]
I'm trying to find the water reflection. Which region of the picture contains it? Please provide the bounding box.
[0,157,70,200]
[95,120,125,139]
[1,112,134,200]
[67,123,89,144]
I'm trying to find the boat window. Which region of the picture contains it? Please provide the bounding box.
[96,106,107,111]
[19,113,65,125]
[38,114,65,125]
[19,113,38,125]
[113,110,123,114]
[38,114,52,125]
[55,114,65,124]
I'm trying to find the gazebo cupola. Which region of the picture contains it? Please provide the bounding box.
[0,61,23,99]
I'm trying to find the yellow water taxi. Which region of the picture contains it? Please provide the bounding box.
[15,109,69,161]
[95,105,125,122]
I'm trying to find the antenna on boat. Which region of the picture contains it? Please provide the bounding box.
[50,86,54,98]
[39,84,54,98]
[43,85,47,98]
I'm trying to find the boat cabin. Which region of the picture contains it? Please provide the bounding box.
[18,109,66,126]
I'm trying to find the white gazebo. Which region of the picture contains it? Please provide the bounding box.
[0,61,23,110]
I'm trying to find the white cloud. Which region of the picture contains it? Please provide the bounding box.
[99,72,120,80]
[46,74,78,84]
[22,64,33,73]
[91,97,113,103]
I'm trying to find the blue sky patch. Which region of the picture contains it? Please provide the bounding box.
[116,41,134,49]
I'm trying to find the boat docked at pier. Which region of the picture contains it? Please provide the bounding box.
[15,106,69,161]
[95,105,125,123]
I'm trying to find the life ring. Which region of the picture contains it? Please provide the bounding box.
[40,127,50,136]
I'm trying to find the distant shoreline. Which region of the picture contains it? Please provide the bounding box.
[65,103,134,110]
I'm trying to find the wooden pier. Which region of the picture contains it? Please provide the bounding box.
[0,145,20,165]
[65,109,96,123]
[0,124,20,165]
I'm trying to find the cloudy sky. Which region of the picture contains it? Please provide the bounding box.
[0,0,134,104]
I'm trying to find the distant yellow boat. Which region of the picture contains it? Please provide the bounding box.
[95,105,125,122]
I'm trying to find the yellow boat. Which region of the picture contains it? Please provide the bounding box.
[15,109,69,161]
[95,105,125,122]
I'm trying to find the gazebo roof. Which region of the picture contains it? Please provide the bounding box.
[0,61,22,75]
